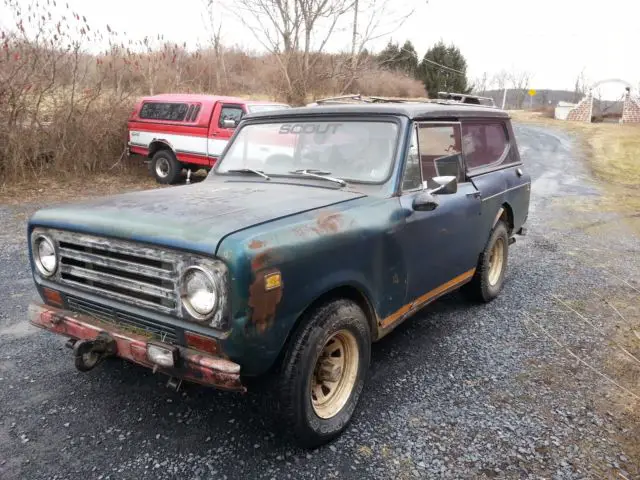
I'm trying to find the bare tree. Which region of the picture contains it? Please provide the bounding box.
[202,0,227,92]
[491,69,509,91]
[472,72,489,96]
[489,69,509,108]
[341,0,416,94]
[224,0,353,104]
[573,67,587,102]
[508,69,531,109]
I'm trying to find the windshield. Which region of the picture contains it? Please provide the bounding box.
[216,120,399,183]
[246,104,290,113]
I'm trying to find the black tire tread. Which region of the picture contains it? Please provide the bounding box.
[464,220,509,303]
[278,299,370,448]
[150,150,182,185]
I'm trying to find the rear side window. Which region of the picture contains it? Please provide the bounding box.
[139,102,189,121]
[190,104,201,122]
[461,122,510,170]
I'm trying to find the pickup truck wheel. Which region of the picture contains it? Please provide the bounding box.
[150,150,182,184]
[464,220,509,302]
[279,299,371,448]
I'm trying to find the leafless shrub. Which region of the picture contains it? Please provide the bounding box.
[0,0,425,183]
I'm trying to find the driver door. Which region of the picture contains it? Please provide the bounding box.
[398,122,483,303]
[208,103,245,161]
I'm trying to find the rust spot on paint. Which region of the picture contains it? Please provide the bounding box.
[248,268,283,333]
[251,250,272,271]
[248,239,266,250]
[292,210,356,238]
[313,211,343,235]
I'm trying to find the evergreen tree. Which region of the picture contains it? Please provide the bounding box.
[376,40,401,70]
[397,40,418,77]
[418,41,471,97]
[376,40,418,77]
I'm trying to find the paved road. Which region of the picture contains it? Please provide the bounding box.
[1,125,638,479]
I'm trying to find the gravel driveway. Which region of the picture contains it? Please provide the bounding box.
[1,124,638,479]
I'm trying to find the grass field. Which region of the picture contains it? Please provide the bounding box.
[510,110,640,234]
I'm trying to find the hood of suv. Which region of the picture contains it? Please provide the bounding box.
[28,181,366,255]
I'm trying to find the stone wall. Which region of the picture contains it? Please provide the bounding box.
[566,93,593,122]
[621,91,640,123]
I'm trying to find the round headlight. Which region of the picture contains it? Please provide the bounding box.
[34,235,57,277]
[181,266,217,320]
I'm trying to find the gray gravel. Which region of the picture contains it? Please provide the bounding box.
[1,124,638,479]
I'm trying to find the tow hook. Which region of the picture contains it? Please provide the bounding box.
[73,332,117,372]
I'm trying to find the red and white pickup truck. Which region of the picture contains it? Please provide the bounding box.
[127,94,289,184]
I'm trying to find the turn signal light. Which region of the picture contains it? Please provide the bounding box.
[43,288,63,307]
[185,331,219,355]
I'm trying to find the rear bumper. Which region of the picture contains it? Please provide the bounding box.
[29,303,245,392]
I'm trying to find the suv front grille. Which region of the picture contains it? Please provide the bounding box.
[67,296,178,343]
[53,230,180,315]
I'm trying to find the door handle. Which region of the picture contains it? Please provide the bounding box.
[466,192,481,199]
[516,168,523,177]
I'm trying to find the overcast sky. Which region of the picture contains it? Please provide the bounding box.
[2,0,637,99]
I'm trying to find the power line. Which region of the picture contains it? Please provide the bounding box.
[382,44,467,77]
[394,45,467,76]
[420,57,466,76]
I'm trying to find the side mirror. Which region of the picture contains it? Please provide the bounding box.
[412,190,439,211]
[430,175,458,195]
[412,176,457,212]
[222,119,237,129]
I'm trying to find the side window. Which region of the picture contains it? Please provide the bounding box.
[416,122,465,188]
[139,102,189,121]
[219,105,244,128]
[401,127,422,191]
[461,121,509,171]
[190,104,201,122]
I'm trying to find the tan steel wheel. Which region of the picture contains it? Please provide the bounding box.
[310,330,359,419]
[488,237,505,286]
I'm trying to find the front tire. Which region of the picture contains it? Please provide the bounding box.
[278,299,371,448]
[150,150,182,184]
[464,220,509,302]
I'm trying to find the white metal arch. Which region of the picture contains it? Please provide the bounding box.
[590,78,633,90]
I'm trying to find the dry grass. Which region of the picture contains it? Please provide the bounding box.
[0,164,161,205]
[510,111,640,229]
[0,1,426,184]
[512,111,640,472]
[575,292,639,475]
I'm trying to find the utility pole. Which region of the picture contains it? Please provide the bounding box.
[351,0,359,70]
[501,88,508,109]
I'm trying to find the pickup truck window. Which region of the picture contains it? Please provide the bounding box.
[461,121,509,170]
[140,102,189,121]
[216,121,399,183]
[247,104,290,113]
[219,106,244,128]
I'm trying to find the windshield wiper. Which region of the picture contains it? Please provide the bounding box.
[227,168,271,180]
[289,169,347,187]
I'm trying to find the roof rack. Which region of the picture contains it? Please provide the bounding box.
[307,94,428,106]
[305,92,499,109]
[436,91,497,107]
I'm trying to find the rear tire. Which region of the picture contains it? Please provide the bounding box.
[278,299,371,448]
[150,150,182,184]
[463,220,509,302]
